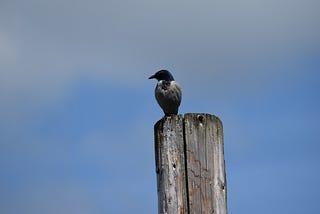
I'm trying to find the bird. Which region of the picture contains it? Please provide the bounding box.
[149,70,182,116]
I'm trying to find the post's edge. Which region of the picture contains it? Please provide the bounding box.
[154,118,163,132]
[154,114,184,128]
[153,114,187,214]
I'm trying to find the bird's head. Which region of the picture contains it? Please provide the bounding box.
[148,70,174,81]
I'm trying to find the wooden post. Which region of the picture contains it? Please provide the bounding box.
[154,115,188,214]
[154,113,227,214]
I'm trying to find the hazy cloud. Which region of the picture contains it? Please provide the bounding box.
[0,1,319,213]
[1,0,319,81]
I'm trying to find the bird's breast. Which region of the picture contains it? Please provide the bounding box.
[154,80,182,115]
[155,81,182,104]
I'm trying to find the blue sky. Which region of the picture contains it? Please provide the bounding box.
[1,0,319,213]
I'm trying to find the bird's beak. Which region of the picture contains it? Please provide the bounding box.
[148,74,156,79]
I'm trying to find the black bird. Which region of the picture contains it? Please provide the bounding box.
[149,70,182,116]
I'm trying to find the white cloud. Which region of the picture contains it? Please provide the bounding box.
[0,0,319,121]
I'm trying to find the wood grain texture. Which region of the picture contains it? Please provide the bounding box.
[184,113,227,214]
[154,113,227,214]
[154,115,188,214]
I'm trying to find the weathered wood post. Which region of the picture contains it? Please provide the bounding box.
[154,113,227,214]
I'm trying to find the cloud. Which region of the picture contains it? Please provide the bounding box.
[1,0,319,81]
[0,0,318,136]
[1,2,318,213]
[1,0,319,147]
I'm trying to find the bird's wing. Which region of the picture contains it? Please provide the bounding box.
[170,81,182,105]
